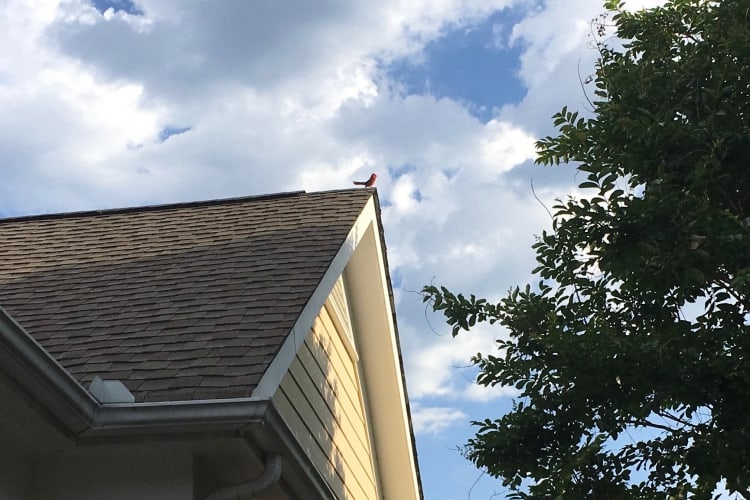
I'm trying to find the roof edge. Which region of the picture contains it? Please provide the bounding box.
[344,196,424,499]
[0,191,305,223]
[85,398,270,438]
[85,399,333,498]
[0,306,97,434]
[372,189,425,499]
[251,190,423,498]
[0,319,331,496]
[0,188,375,223]
[0,307,282,440]
[251,190,375,398]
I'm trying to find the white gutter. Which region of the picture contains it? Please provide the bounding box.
[0,306,271,438]
[0,306,334,500]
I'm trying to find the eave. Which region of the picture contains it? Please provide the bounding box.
[0,306,334,499]
[0,189,423,499]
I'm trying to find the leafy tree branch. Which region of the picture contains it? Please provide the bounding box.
[424,0,750,497]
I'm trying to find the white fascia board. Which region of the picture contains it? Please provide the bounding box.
[251,196,378,399]
[345,203,422,500]
[251,193,422,498]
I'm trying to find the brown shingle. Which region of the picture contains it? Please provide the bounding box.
[0,189,373,402]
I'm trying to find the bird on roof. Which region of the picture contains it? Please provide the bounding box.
[353,173,377,187]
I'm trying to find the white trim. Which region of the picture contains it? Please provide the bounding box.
[251,197,376,399]
[345,205,421,500]
[251,195,422,499]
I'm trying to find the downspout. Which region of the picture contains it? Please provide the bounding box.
[205,454,283,500]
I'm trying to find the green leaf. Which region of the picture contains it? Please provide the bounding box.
[424,0,750,495]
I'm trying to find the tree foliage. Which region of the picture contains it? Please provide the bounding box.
[424,0,750,497]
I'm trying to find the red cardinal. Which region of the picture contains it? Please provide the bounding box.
[353,173,377,187]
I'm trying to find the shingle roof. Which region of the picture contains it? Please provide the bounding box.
[0,189,374,402]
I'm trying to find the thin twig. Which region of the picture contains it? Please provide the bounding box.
[467,470,484,500]
[577,59,595,112]
[530,178,553,221]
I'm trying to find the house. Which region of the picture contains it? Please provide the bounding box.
[0,189,423,500]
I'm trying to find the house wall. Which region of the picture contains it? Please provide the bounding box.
[0,444,31,500]
[273,279,381,500]
[0,434,298,500]
[30,445,193,500]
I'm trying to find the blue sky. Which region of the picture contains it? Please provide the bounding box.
[0,1,664,498]
[386,10,527,123]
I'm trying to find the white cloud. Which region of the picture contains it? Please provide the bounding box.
[0,0,546,214]
[509,3,599,89]
[403,321,519,401]
[48,0,519,103]
[476,119,536,177]
[411,404,468,435]
[500,0,668,135]
[0,1,674,498]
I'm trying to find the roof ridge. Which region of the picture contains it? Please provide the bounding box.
[0,188,376,223]
[0,191,303,223]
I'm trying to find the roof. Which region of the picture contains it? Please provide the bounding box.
[0,189,374,402]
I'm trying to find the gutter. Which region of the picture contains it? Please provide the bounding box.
[86,398,269,438]
[0,306,334,500]
[0,306,272,439]
[0,306,97,434]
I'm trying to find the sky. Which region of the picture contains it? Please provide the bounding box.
[0,1,663,498]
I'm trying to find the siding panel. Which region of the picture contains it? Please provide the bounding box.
[273,286,379,499]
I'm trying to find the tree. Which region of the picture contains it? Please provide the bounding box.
[424,0,750,497]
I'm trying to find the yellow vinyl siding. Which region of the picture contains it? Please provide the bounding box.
[328,276,356,355]
[273,285,380,500]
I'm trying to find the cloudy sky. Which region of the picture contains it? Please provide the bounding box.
[1,0,660,498]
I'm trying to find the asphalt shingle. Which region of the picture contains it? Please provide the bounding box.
[0,189,373,402]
